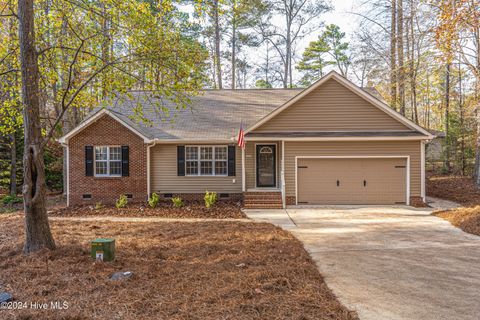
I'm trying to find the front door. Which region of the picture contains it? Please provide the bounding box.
[256,144,276,187]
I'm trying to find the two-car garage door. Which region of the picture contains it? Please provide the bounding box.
[297,158,407,205]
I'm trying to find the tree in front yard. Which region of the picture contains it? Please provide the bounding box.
[2,0,208,253]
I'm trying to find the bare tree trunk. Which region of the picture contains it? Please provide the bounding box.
[444,62,451,172]
[10,132,17,196]
[397,0,405,115]
[213,0,222,89]
[101,1,110,98]
[284,20,291,88]
[231,2,236,90]
[458,62,466,175]
[18,0,56,253]
[408,0,418,123]
[390,0,397,110]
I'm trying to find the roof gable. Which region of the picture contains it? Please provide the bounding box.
[58,109,151,144]
[247,71,433,138]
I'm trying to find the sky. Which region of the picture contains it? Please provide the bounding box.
[323,0,358,41]
[180,0,362,86]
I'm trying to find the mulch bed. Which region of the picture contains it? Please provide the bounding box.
[49,200,246,219]
[427,175,480,236]
[0,215,358,320]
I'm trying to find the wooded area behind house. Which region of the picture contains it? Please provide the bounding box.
[0,0,479,250]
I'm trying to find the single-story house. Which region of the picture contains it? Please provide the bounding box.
[59,71,434,208]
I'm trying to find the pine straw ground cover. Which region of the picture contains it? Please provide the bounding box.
[0,214,357,320]
[428,175,480,236]
[48,201,246,219]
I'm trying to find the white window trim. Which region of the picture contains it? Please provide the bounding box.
[94,145,122,177]
[185,145,228,177]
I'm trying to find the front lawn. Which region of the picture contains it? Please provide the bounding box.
[0,214,357,319]
[428,175,480,236]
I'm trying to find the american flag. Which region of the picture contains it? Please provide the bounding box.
[237,122,245,149]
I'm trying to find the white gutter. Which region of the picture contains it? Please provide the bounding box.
[281,140,285,209]
[245,136,433,142]
[147,141,157,197]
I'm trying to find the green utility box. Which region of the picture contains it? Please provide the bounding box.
[91,238,115,262]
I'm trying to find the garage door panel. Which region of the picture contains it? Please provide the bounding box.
[297,158,406,205]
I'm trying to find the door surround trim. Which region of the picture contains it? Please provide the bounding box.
[255,143,277,188]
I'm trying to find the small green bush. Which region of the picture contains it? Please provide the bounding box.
[94,202,105,210]
[172,197,183,208]
[115,194,128,209]
[2,195,23,206]
[148,192,160,208]
[204,191,217,209]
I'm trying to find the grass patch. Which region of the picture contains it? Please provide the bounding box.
[0,214,357,319]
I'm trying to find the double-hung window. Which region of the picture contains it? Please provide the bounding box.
[185,146,227,176]
[95,146,122,176]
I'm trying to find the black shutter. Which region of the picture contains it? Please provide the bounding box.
[177,146,185,176]
[228,145,236,176]
[85,146,94,176]
[121,146,129,176]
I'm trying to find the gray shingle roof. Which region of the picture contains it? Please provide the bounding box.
[78,86,392,141]
[102,89,303,141]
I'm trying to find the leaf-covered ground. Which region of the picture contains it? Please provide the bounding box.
[0,214,357,320]
[428,175,480,236]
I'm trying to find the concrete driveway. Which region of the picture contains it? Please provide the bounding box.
[245,205,480,320]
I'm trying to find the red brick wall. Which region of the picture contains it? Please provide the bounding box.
[68,114,147,206]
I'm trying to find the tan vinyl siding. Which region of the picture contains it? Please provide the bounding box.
[284,141,421,198]
[151,144,242,193]
[245,141,281,190]
[253,78,410,132]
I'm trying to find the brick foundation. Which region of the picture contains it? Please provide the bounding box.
[286,196,296,206]
[244,192,283,209]
[68,114,147,206]
[410,196,428,208]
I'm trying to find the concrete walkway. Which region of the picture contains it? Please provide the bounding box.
[244,206,480,320]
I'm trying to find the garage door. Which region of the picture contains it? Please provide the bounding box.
[297,158,407,205]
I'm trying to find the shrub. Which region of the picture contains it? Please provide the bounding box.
[94,202,105,210]
[2,195,23,206]
[115,194,128,209]
[148,192,160,208]
[172,197,183,208]
[204,191,217,209]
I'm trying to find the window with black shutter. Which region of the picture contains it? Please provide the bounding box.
[121,146,129,176]
[177,146,185,176]
[85,146,94,176]
[228,146,236,176]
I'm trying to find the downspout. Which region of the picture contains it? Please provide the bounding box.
[421,140,426,203]
[242,147,246,192]
[281,140,286,209]
[147,140,157,198]
[60,142,69,207]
